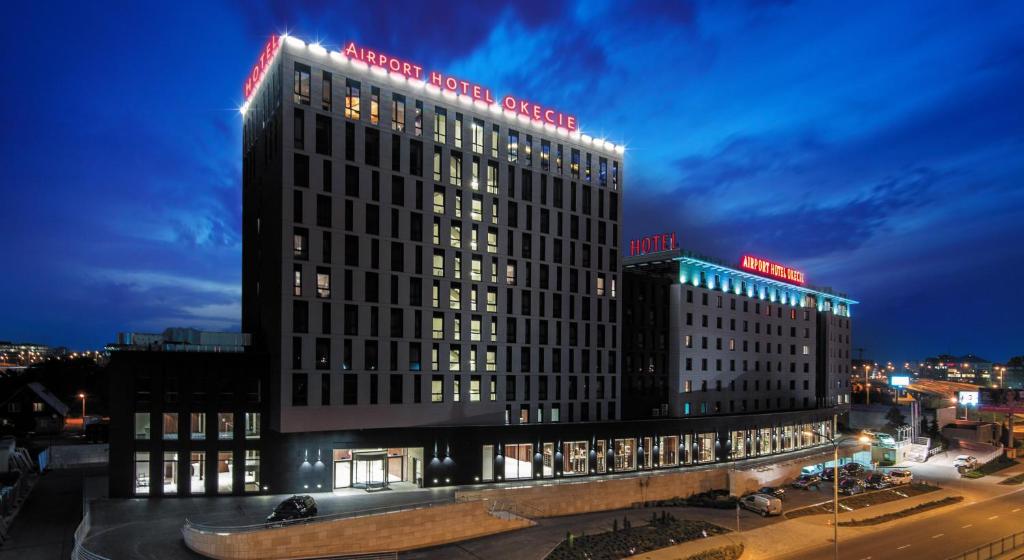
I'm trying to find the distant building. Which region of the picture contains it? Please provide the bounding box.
[0,381,70,434]
[920,354,993,385]
[109,328,251,353]
[0,341,65,367]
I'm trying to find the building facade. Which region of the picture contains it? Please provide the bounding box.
[622,246,855,422]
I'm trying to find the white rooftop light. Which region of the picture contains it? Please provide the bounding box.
[285,36,306,49]
[370,66,388,77]
[488,102,503,114]
[441,89,457,101]
[424,84,441,97]
[569,131,581,141]
[350,59,368,72]
[308,43,327,57]
[556,127,569,137]
[473,99,489,110]
[457,94,473,106]
[581,134,593,145]
[389,72,406,85]
[329,52,347,65]
[408,78,426,90]
[615,145,625,155]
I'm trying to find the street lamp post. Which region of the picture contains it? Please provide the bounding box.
[78,392,86,419]
[804,429,869,560]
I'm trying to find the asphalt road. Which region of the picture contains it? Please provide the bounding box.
[778,486,1024,560]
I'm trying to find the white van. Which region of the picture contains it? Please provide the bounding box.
[888,469,913,485]
[740,493,783,517]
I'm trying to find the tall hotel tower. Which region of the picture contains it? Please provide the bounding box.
[241,35,624,488]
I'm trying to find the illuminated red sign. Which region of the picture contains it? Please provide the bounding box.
[342,41,577,131]
[243,35,282,101]
[629,232,678,256]
[740,255,805,285]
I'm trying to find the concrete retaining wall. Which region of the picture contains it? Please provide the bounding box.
[456,467,728,517]
[182,500,532,559]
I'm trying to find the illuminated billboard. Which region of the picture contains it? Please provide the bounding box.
[890,375,911,387]
[957,391,979,406]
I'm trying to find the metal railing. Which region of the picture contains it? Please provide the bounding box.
[183,497,455,534]
[946,530,1024,560]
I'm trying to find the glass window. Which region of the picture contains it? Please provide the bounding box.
[218,451,233,494]
[317,268,331,298]
[613,438,635,471]
[190,451,206,495]
[344,79,360,119]
[190,412,206,440]
[293,62,310,105]
[134,412,150,440]
[434,107,447,143]
[245,450,261,492]
[503,443,533,480]
[730,430,747,460]
[370,86,380,124]
[596,440,607,473]
[414,100,423,136]
[431,376,443,402]
[759,427,773,455]
[471,118,484,153]
[163,451,178,495]
[218,412,234,440]
[391,93,405,131]
[470,376,481,401]
[245,412,260,439]
[698,432,716,463]
[507,130,519,163]
[454,113,463,148]
[134,452,150,495]
[450,151,462,186]
[321,71,332,111]
[659,436,679,467]
[563,441,588,475]
[162,412,178,440]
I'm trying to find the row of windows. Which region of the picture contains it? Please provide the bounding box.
[682,378,811,393]
[682,397,813,415]
[292,337,618,375]
[682,357,811,373]
[292,67,620,188]
[683,336,811,354]
[133,449,259,496]
[290,371,618,408]
[133,412,260,441]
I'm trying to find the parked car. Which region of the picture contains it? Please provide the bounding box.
[740,493,783,517]
[266,495,318,524]
[864,472,892,489]
[953,455,978,470]
[821,467,837,481]
[838,477,865,495]
[888,469,914,485]
[842,462,866,477]
[757,486,786,499]
[801,465,823,476]
[791,474,822,490]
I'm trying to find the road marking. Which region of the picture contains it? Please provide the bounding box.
[932,533,944,539]
[962,524,973,528]
[988,515,999,520]
[897,544,911,550]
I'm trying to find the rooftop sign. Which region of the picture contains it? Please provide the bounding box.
[629,232,678,256]
[242,36,578,132]
[740,255,805,285]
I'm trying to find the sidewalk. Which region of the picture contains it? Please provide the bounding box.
[0,469,90,560]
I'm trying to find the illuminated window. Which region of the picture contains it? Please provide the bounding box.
[506,262,517,285]
[293,229,307,259]
[433,185,445,214]
[450,346,461,372]
[454,253,462,278]
[470,376,481,401]
[489,375,497,399]
[218,413,234,440]
[471,156,480,190]
[449,283,461,310]
[344,79,360,119]
[218,451,233,494]
[245,413,260,439]
[450,222,461,248]
[507,130,519,163]
[431,344,439,371]
[487,228,497,254]
[391,93,405,132]
[316,268,330,298]
[162,413,178,440]
[470,224,479,250]
[596,274,605,296]
[491,200,499,224]
[134,452,150,495]
[432,250,444,276]
[541,140,551,170]
[454,113,463,148]
[471,256,482,281]
[293,62,310,105]
[471,118,484,153]
[471,317,481,341]
[487,161,498,194]
[414,100,423,136]
[489,316,497,341]
[599,157,607,187]
[585,153,592,182]
[570,149,580,179]
[490,124,499,157]
[432,281,440,307]
[450,151,462,186]
[431,376,443,402]
[454,191,462,218]
[432,313,444,339]
[432,217,440,244]
[523,135,533,166]
[471,195,483,221]
[452,315,461,340]
[434,107,447,143]
[556,144,564,174]
[244,450,260,492]
[293,264,302,296]
[370,86,380,125]
[487,287,497,312]
[611,278,617,298]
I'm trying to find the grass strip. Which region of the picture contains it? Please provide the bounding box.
[962,455,1019,479]
[999,472,1024,485]
[838,496,963,526]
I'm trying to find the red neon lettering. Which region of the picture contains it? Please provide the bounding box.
[503,96,516,111]
[740,255,804,285]
[389,58,401,72]
[366,51,377,65]
[243,35,281,101]
[519,100,530,114]
[544,109,555,124]
[630,239,639,256]
[566,116,577,131]
[445,77,458,91]
[430,71,443,87]
[343,42,358,58]
[472,84,482,100]
[641,238,652,254]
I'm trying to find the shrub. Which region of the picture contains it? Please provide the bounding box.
[685,544,745,560]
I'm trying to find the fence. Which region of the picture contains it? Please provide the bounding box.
[945,530,1024,560]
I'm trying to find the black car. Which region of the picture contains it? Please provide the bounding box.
[838,477,865,495]
[842,463,866,477]
[791,474,822,490]
[757,486,786,499]
[864,472,891,490]
[266,495,318,524]
[820,468,836,481]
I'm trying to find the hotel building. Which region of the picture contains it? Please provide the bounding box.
[109,34,856,498]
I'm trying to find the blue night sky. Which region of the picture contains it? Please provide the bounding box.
[1,1,1022,364]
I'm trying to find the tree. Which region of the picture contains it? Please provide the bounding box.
[885,405,907,430]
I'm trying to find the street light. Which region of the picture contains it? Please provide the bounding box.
[78,392,86,419]
[803,429,870,560]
